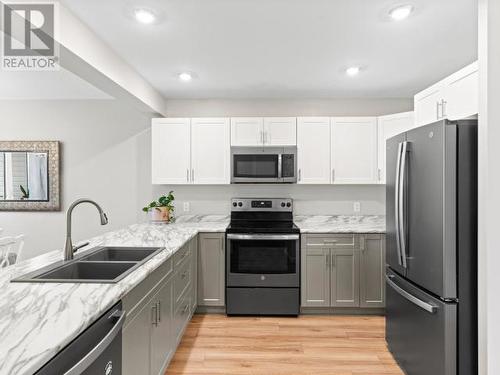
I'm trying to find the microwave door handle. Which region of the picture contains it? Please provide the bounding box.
[399,141,409,269]
[395,142,403,266]
[278,154,282,179]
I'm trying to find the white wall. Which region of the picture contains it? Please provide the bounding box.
[478,1,500,374]
[151,98,411,216]
[152,184,385,217]
[0,100,153,260]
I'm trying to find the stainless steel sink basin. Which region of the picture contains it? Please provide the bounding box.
[11,246,164,283]
[80,247,159,262]
[37,261,137,281]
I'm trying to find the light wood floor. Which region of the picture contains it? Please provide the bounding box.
[165,314,404,375]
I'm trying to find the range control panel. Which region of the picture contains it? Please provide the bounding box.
[231,198,293,212]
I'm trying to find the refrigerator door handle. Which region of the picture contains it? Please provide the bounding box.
[386,274,437,314]
[395,142,403,266]
[399,141,409,269]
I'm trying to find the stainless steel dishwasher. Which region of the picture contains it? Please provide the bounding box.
[36,302,125,375]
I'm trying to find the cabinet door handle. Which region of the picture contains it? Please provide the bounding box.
[298,169,302,181]
[331,253,335,268]
[181,270,188,279]
[436,101,442,119]
[326,253,330,268]
[360,236,366,252]
[151,304,158,326]
[187,169,190,182]
[157,301,161,322]
[378,168,382,181]
[191,169,194,182]
[441,99,447,118]
[332,169,335,182]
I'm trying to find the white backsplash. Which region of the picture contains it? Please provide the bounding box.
[151,184,385,217]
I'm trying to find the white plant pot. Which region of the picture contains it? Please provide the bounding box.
[149,207,170,223]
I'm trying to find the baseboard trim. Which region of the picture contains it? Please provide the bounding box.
[196,305,226,314]
[300,307,385,315]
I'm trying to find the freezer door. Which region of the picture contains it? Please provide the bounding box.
[385,132,406,276]
[405,121,457,298]
[386,270,456,375]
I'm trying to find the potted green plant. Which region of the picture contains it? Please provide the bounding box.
[142,191,175,223]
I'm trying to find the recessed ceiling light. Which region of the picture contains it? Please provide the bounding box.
[134,8,156,24]
[178,72,193,82]
[389,5,413,21]
[346,66,360,76]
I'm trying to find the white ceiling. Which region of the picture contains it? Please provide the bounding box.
[62,0,477,99]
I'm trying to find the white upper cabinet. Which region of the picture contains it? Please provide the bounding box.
[414,84,443,127]
[331,117,378,184]
[297,117,331,184]
[263,117,297,145]
[230,117,264,146]
[415,61,478,127]
[443,62,479,121]
[191,118,230,184]
[377,112,415,184]
[152,118,191,184]
[231,117,297,146]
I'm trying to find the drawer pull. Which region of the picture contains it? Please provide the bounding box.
[323,240,338,243]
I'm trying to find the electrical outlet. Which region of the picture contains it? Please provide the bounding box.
[183,202,190,212]
[353,202,361,213]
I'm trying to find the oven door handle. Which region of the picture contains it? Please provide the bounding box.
[226,234,300,240]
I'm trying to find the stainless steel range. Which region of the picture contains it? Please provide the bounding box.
[226,198,300,316]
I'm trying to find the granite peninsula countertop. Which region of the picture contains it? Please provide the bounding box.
[294,215,386,233]
[0,215,229,375]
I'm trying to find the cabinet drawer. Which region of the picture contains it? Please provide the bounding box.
[174,243,191,267]
[174,257,191,303]
[123,256,173,321]
[173,290,191,343]
[305,234,358,248]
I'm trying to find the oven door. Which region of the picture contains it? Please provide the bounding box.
[226,234,300,287]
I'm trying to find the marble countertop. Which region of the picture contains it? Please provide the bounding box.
[294,215,386,233]
[0,213,383,374]
[0,215,229,375]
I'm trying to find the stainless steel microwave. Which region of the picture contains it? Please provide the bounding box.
[230,146,297,184]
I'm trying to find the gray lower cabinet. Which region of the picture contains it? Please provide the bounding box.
[197,233,225,306]
[360,234,386,308]
[122,300,152,375]
[150,281,173,375]
[122,237,196,375]
[302,233,385,309]
[301,245,330,307]
[330,248,360,307]
[190,236,198,312]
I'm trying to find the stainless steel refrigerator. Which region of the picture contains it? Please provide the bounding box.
[385,119,477,375]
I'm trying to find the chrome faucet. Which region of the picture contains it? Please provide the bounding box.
[64,199,108,261]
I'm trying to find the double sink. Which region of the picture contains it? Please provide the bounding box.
[12,246,164,283]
